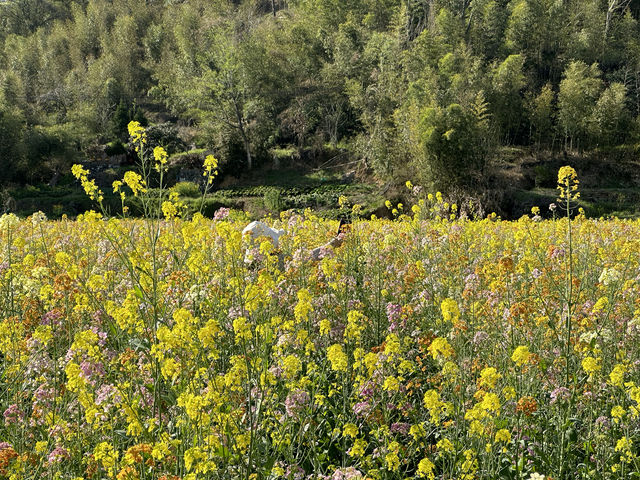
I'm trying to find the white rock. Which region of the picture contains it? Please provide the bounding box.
[242,221,285,247]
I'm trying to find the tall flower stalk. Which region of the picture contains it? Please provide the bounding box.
[70,121,219,431]
[556,165,579,478]
[557,166,579,386]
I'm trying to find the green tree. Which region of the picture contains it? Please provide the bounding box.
[469,0,508,60]
[591,82,629,147]
[527,83,555,147]
[0,107,25,183]
[417,102,490,190]
[490,54,525,143]
[344,30,405,178]
[156,1,283,170]
[557,61,602,151]
[401,0,431,42]
[504,0,539,55]
[0,0,64,36]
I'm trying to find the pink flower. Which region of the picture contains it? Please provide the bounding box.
[48,446,70,464]
[3,404,24,424]
[285,390,310,418]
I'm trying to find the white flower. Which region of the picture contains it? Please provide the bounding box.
[528,473,545,480]
[0,213,20,230]
[579,331,597,344]
[599,267,621,286]
[31,211,47,225]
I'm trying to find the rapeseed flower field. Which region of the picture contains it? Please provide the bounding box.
[1,125,639,480]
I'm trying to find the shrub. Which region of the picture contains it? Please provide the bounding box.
[264,187,284,212]
[105,141,127,156]
[171,181,201,198]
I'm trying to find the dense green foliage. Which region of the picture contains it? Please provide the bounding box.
[2,0,640,191]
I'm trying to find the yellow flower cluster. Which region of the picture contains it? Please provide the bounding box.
[123,171,146,197]
[557,165,580,201]
[440,297,460,323]
[203,154,218,185]
[4,165,640,479]
[511,345,531,367]
[153,146,168,171]
[71,164,104,203]
[327,344,348,372]
[127,121,147,149]
[428,337,454,361]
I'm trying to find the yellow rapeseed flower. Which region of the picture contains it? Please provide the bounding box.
[478,367,502,390]
[557,165,579,200]
[342,423,358,438]
[582,356,601,376]
[428,337,454,360]
[511,346,531,367]
[610,363,626,387]
[495,429,511,443]
[417,457,435,479]
[203,154,218,184]
[153,146,168,171]
[128,121,147,146]
[123,171,146,196]
[327,344,348,372]
[441,298,460,323]
[611,405,625,423]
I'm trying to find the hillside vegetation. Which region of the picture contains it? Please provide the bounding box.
[2,0,640,211]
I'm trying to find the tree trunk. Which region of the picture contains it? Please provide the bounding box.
[605,1,614,39]
[404,0,430,41]
[234,99,252,170]
[244,139,253,171]
[272,0,276,17]
[460,0,471,20]
[605,0,631,39]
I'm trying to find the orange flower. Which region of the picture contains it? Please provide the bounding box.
[0,447,18,475]
[516,396,538,416]
[117,466,140,480]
